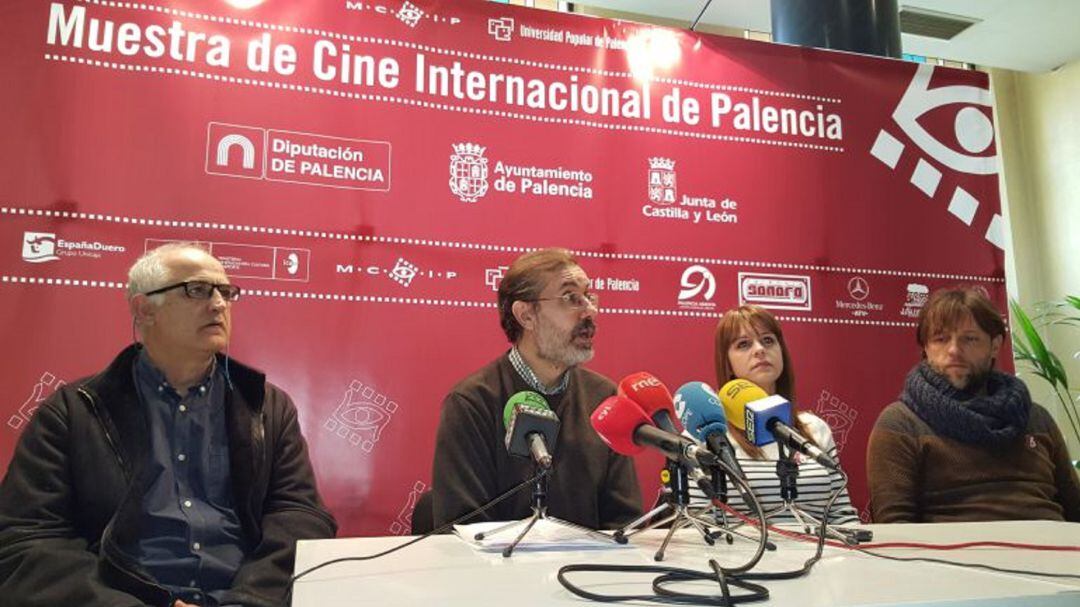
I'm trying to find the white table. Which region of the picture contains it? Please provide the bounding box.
[292,521,1080,606]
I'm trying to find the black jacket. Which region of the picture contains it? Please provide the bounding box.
[0,345,337,606]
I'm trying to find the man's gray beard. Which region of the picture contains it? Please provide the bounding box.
[554,344,595,367]
[535,321,594,368]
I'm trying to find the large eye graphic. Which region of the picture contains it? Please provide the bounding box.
[891,63,996,176]
[870,64,1005,250]
[340,402,389,429]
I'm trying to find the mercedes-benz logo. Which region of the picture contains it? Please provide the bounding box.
[847,276,870,301]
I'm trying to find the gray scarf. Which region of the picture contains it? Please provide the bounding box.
[900,361,1031,447]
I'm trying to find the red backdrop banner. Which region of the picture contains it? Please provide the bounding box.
[0,0,1006,536]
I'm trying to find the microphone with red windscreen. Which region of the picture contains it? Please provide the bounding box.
[590,395,651,456]
[618,372,682,435]
[590,395,717,476]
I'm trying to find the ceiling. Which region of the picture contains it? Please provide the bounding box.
[571,0,1080,72]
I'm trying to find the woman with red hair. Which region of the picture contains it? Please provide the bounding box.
[691,305,858,526]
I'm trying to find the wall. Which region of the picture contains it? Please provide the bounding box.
[993,60,1080,455]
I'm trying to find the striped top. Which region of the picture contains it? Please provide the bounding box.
[687,412,860,526]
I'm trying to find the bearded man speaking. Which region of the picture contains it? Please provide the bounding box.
[428,248,642,530]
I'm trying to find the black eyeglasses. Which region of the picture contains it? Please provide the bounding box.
[144,280,241,302]
[525,291,599,311]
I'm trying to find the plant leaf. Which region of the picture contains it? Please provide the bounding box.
[1010,300,1056,383]
[1048,351,1070,391]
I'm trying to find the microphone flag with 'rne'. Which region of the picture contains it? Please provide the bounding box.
[718,379,840,471]
[674,381,746,479]
[503,391,560,469]
[618,371,681,434]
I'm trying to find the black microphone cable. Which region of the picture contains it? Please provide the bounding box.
[699,459,771,574]
[648,470,845,603]
[725,470,843,580]
[285,469,548,603]
[556,460,793,605]
[558,562,771,605]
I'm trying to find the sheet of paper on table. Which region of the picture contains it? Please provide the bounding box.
[453,519,634,553]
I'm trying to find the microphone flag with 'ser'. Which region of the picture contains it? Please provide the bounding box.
[717,378,768,432]
[718,379,839,471]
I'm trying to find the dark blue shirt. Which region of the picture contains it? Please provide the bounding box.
[130,350,245,606]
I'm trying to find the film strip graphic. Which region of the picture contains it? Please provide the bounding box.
[1,206,1004,281]
[2,204,1004,327]
[0,275,920,325]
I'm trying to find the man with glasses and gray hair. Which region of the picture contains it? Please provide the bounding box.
[0,243,336,607]
[428,247,642,531]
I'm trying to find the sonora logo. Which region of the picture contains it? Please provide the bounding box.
[738,273,812,311]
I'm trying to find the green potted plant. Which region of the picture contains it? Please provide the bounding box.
[1010,296,1080,466]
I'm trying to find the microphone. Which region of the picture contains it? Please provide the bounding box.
[718,380,840,471]
[591,395,716,497]
[716,378,768,431]
[674,381,746,479]
[503,391,560,469]
[618,371,681,434]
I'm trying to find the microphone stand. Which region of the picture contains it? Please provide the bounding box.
[473,466,616,557]
[612,459,716,561]
[691,467,776,550]
[771,441,862,545]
